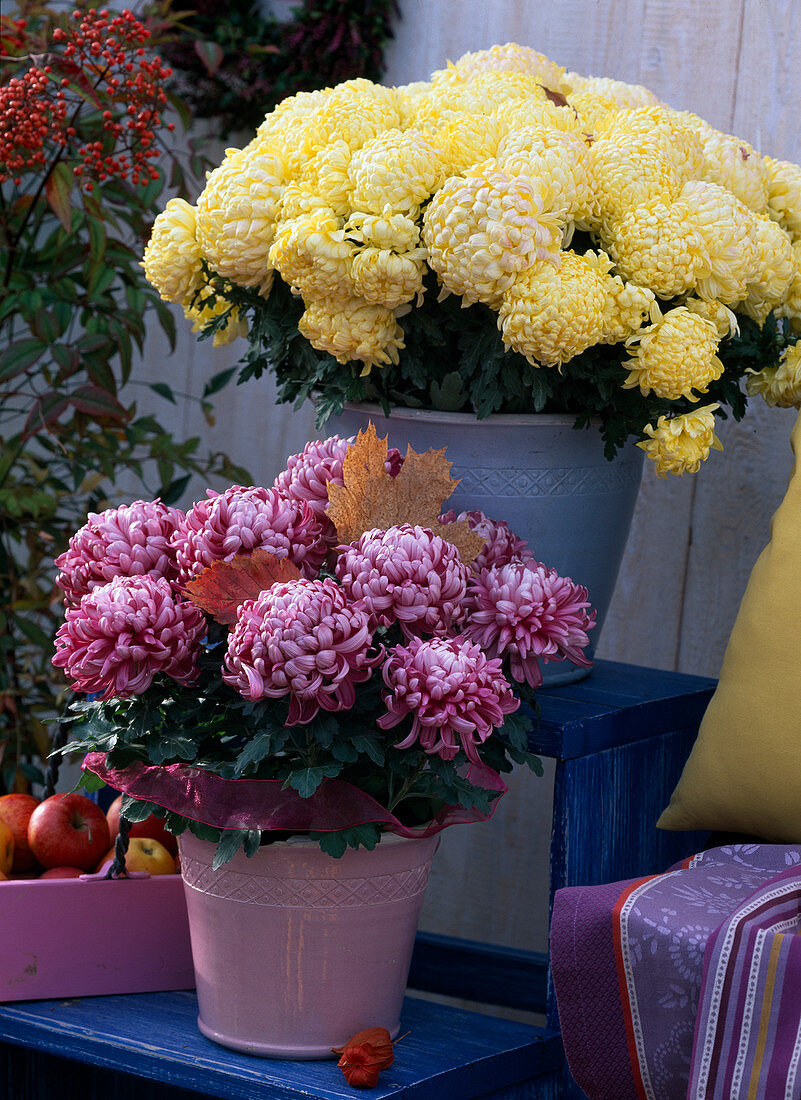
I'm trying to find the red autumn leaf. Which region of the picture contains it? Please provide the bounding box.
[45,161,73,232]
[184,549,302,625]
[193,38,225,77]
[333,1027,396,1089]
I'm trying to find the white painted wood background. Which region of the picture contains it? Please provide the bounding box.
[136,0,800,964]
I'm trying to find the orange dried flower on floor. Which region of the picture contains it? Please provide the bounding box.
[333,1027,396,1089]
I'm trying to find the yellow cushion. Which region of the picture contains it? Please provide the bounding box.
[658,411,801,841]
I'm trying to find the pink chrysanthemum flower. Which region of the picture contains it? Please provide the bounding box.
[463,561,596,688]
[171,485,327,584]
[55,499,184,605]
[223,577,381,725]
[378,635,519,763]
[336,524,469,637]
[274,434,404,521]
[439,508,534,571]
[52,575,205,699]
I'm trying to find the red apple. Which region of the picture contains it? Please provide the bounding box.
[38,865,85,879]
[95,836,177,876]
[28,793,110,871]
[105,794,178,857]
[0,793,40,872]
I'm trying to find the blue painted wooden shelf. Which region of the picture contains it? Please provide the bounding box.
[0,990,563,1100]
[1,662,716,1099]
[527,658,715,758]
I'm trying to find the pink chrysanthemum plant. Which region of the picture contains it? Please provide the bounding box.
[54,429,595,864]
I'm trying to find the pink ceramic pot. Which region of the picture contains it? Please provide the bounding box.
[178,830,439,1058]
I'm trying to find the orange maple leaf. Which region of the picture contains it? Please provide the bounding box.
[183,549,302,625]
[326,423,485,565]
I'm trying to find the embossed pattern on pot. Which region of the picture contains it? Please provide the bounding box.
[180,854,433,907]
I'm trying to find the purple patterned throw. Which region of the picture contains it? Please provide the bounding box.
[550,844,801,1100]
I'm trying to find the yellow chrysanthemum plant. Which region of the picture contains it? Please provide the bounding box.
[142,44,800,478]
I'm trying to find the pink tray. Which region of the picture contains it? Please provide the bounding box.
[0,874,195,1002]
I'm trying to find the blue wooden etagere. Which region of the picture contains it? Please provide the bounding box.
[0,660,715,1099]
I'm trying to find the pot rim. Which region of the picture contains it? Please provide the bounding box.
[340,401,601,428]
[179,829,435,854]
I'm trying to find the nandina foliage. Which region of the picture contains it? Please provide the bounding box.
[159,0,399,138]
[0,4,247,794]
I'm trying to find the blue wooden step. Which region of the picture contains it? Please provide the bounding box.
[527,658,715,758]
[0,990,563,1100]
[410,932,548,1014]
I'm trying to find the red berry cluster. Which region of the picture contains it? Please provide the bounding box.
[0,8,175,189]
[0,65,69,183]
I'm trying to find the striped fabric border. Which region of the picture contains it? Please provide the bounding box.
[612,873,681,1100]
[687,867,801,1100]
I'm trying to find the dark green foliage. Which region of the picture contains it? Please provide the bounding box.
[62,624,540,865]
[158,0,399,138]
[0,4,249,794]
[205,264,794,459]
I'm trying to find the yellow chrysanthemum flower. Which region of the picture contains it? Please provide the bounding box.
[684,297,739,339]
[623,306,723,401]
[680,180,760,304]
[452,70,548,108]
[565,90,620,131]
[740,215,795,326]
[422,164,562,307]
[498,250,616,366]
[351,247,426,308]
[420,114,505,175]
[496,126,594,221]
[349,129,443,214]
[300,140,354,217]
[746,343,801,408]
[604,277,659,343]
[183,283,248,348]
[565,74,659,109]
[278,182,332,221]
[776,240,801,332]
[298,295,404,371]
[764,157,801,241]
[594,106,706,181]
[701,130,769,213]
[638,404,723,477]
[394,80,434,126]
[268,210,356,301]
[602,195,707,299]
[345,208,421,251]
[588,134,683,222]
[403,83,506,127]
[299,81,401,158]
[195,146,289,294]
[494,97,582,138]
[142,198,203,305]
[256,89,330,137]
[433,43,567,91]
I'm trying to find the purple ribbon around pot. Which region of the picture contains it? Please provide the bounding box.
[82,752,507,837]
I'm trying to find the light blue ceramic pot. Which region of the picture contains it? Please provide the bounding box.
[327,404,644,686]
